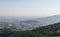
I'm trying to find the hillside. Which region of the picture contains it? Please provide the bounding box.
[1,22,60,37]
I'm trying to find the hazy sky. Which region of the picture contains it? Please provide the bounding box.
[0,0,60,17]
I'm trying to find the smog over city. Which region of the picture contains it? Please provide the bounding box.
[0,0,60,37]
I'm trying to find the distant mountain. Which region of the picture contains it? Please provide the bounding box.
[21,20,39,23]
[36,15,60,26]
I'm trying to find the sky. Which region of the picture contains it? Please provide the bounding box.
[0,0,60,17]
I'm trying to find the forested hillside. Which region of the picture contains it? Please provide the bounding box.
[1,22,60,37]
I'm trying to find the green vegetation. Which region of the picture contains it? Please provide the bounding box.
[1,22,60,37]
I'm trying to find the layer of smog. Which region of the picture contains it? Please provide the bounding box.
[0,0,60,37]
